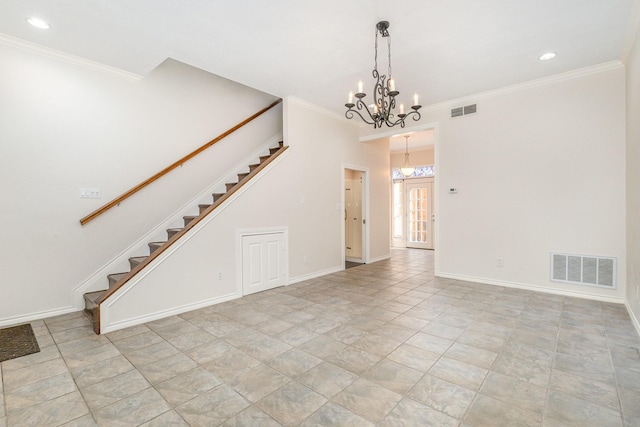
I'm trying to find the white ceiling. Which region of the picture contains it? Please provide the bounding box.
[1,0,637,139]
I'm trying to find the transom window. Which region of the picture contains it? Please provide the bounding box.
[391,166,434,180]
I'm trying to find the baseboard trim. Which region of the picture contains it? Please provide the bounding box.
[626,302,640,339]
[0,306,79,328]
[101,292,239,334]
[368,253,392,264]
[438,272,626,304]
[289,266,344,285]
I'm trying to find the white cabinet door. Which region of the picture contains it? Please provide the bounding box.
[242,232,286,295]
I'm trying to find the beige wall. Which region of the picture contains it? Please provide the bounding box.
[626,21,640,331]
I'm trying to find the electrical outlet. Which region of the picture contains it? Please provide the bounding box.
[497,258,504,267]
[217,271,223,280]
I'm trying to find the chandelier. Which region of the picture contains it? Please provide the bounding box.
[400,135,415,177]
[345,21,422,128]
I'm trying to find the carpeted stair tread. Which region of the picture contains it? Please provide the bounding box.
[167,228,183,239]
[248,163,261,172]
[183,216,198,226]
[259,155,270,163]
[129,256,147,269]
[148,241,166,253]
[108,272,128,288]
[84,290,104,305]
[212,193,225,202]
[237,172,250,181]
[198,204,211,214]
[225,182,237,191]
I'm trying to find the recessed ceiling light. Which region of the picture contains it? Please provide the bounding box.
[539,52,556,61]
[27,17,50,29]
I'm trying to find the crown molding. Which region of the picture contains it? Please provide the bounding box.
[0,33,143,82]
[422,61,624,114]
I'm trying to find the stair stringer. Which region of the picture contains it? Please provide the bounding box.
[99,150,290,334]
[73,132,283,309]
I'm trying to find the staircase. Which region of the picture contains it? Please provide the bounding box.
[83,140,287,334]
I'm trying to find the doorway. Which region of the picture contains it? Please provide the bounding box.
[405,178,434,249]
[392,177,434,249]
[344,168,366,266]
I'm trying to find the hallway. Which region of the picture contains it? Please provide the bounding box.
[1,249,639,425]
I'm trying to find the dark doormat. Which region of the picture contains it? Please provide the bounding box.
[0,324,40,362]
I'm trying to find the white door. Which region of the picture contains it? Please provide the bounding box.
[242,232,286,295]
[345,172,363,261]
[405,179,434,249]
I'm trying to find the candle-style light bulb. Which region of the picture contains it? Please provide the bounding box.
[400,104,404,114]
[389,79,395,91]
[413,94,419,106]
[348,92,353,104]
[358,81,363,93]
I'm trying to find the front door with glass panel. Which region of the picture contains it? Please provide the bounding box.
[405,179,433,249]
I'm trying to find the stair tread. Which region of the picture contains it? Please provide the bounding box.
[107,272,128,279]
[84,290,105,301]
[129,256,147,261]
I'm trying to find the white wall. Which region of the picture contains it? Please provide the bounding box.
[366,64,627,302]
[103,98,391,331]
[626,22,640,329]
[0,41,281,325]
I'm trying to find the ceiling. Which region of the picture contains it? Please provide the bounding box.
[1,0,637,144]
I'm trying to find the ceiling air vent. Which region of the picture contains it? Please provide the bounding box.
[550,252,616,289]
[451,103,477,118]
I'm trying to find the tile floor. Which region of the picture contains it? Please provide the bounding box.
[1,248,640,426]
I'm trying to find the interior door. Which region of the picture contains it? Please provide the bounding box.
[345,170,363,262]
[242,232,286,295]
[405,179,434,249]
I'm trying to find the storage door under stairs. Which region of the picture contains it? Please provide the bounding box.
[241,232,286,295]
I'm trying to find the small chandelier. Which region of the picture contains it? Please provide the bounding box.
[400,135,415,177]
[345,21,422,129]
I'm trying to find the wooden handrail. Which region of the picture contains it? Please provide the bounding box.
[80,98,283,225]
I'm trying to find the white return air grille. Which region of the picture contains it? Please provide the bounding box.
[451,103,477,118]
[550,253,616,289]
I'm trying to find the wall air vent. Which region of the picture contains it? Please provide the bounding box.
[550,252,616,289]
[451,107,464,118]
[451,103,477,118]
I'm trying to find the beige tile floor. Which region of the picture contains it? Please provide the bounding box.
[1,248,640,426]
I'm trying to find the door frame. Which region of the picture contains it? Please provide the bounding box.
[341,164,369,266]
[405,177,434,249]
